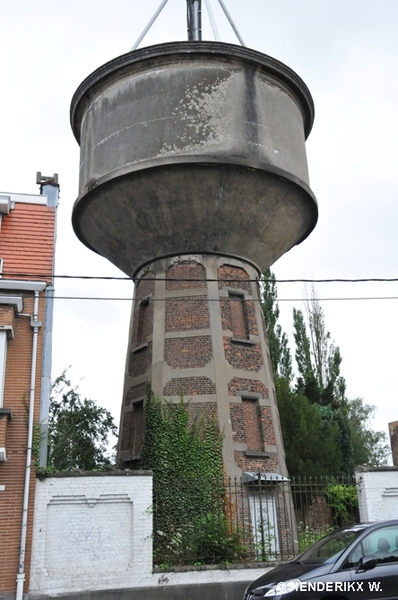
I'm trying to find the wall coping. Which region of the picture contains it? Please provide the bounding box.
[355,465,398,473]
[36,469,152,479]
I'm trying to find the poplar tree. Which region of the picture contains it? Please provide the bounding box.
[261,271,389,475]
[261,270,292,381]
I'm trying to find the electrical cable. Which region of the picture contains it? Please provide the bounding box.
[16,294,398,303]
[2,272,398,283]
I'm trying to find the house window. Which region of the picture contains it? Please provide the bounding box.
[229,292,248,339]
[137,298,150,345]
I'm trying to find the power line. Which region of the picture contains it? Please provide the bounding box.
[3,272,398,284]
[43,295,398,302]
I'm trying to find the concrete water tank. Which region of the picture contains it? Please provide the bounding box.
[71,41,317,277]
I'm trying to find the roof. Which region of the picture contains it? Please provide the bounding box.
[0,202,56,285]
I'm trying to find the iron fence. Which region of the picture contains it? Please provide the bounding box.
[152,475,359,568]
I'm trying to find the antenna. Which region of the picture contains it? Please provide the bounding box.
[187,0,202,41]
[131,0,244,50]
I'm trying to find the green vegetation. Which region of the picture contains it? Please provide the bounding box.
[44,370,117,472]
[262,270,390,476]
[298,523,335,552]
[140,386,245,566]
[325,484,358,524]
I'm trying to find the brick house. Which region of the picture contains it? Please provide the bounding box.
[0,176,59,600]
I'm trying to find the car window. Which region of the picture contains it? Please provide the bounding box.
[298,530,361,565]
[345,525,398,569]
[344,541,364,569]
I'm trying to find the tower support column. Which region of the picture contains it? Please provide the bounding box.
[118,253,288,480]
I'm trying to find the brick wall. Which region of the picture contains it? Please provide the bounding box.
[131,275,155,347]
[235,451,279,473]
[165,336,212,369]
[121,410,135,453]
[165,296,210,331]
[228,293,248,339]
[166,262,206,290]
[128,342,152,378]
[217,265,251,293]
[186,401,218,426]
[124,382,148,406]
[220,297,258,337]
[121,382,148,457]
[230,402,276,451]
[389,421,398,466]
[228,378,268,398]
[163,376,216,396]
[0,305,15,330]
[0,294,46,596]
[223,338,263,371]
[136,272,156,300]
[259,406,276,446]
[242,398,262,451]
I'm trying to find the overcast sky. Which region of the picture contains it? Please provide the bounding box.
[1,0,397,453]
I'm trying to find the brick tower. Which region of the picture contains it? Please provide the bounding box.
[71,39,317,479]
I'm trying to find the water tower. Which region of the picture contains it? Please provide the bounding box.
[71,1,317,478]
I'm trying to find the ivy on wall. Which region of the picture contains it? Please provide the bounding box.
[140,386,224,481]
[140,386,245,566]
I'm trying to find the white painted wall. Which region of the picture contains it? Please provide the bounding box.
[29,473,153,595]
[355,467,398,522]
[29,472,273,597]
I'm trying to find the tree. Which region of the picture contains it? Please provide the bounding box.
[262,274,347,476]
[293,306,319,403]
[347,398,390,467]
[261,270,292,381]
[292,291,354,476]
[262,271,388,476]
[276,377,342,476]
[47,371,117,471]
[294,288,346,408]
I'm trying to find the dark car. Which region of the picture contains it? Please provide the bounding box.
[243,520,398,599]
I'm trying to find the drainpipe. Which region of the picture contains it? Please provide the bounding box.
[16,290,41,600]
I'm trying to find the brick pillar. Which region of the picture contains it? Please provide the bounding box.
[389,421,398,466]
